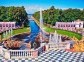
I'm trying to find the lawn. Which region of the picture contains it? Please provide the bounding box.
[13,27,30,35]
[1,27,30,41]
[44,26,82,40]
[32,16,82,40]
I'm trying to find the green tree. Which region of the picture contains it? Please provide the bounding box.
[33,6,84,26]
[0,6,28,27]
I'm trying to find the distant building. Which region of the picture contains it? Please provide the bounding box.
[55,19,84,32]
[0,22,16,32]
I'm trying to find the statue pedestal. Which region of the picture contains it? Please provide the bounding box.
[3,49,10,59]
[0,46,3,55]
[66,43,70,49]
[45,44,49,51]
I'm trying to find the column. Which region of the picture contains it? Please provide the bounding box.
[4,22,6,29]
[14,22,16,29]
[0,34,2,41]
[2,23,3,31]
[8,23,9,29]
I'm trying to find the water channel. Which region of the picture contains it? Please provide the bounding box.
[19,14,40,49]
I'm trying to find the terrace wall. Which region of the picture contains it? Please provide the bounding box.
[0,45,45,59]
[46,42,70,51]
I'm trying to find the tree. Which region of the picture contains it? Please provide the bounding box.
[33,6,84,26]
[0,6,28,27]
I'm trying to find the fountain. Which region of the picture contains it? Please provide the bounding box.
[39,8,43,43]
[39,9,62,44]
[59,35,62,43]
[3,32,5,38]
[10,28,13,37]
[40,8,43,29]
[8,29,11,35]
[39,8,48,46]
[5,30,8,36]
[49,30,62,44]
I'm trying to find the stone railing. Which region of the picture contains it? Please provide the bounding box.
[3,49,38,59]
[36,45,45,55]
[46,42,70,51]
[2,45,46,59]
[9,50,38,59]
[1,42,70,59]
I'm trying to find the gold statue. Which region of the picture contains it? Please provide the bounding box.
[71,36,84,52]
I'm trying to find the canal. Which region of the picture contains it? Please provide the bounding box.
[23,19,40,43]
[19,14,40,49]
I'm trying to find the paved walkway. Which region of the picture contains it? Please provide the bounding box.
[0,49,84,62]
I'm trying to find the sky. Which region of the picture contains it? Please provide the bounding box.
[0,0,84,14]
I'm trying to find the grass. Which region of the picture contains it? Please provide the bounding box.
[30,16,82,40]
[13,27,30,35]
[44,26,82,40]
[1,27,30,41]
[32,16,82,40]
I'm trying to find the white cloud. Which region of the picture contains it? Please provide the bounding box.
[25,5,84,14]
[25,5,46,14]
[25,5,40,14]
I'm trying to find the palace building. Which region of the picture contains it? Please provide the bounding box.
[0,22,16,32]
[55,19,84,32]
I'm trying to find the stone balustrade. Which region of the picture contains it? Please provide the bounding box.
[1,43,70,59]
[9,49,38,59]
[3,49,38,59]
[46,42,70,51]
[36,45,45,55]
[1,45,46,59]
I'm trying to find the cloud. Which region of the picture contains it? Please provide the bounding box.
[25,5,40,14]
[25,5,84,14]
[25,5,46,14]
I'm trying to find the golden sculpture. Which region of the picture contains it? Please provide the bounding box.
[71,36,84,52]
[3,40,22,49]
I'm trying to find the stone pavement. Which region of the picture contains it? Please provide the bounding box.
[0,49,84,62]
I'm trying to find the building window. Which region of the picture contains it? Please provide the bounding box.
[64,25,65,27]
[71,25,73,27]
[58,24,60,27]
[0,24,2,27]
[12,24,14,27]
[6,24,8,27]
[9,24,11,27]
[61,25,63,27]
[68,25,70,27]
[3,24,5,27]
